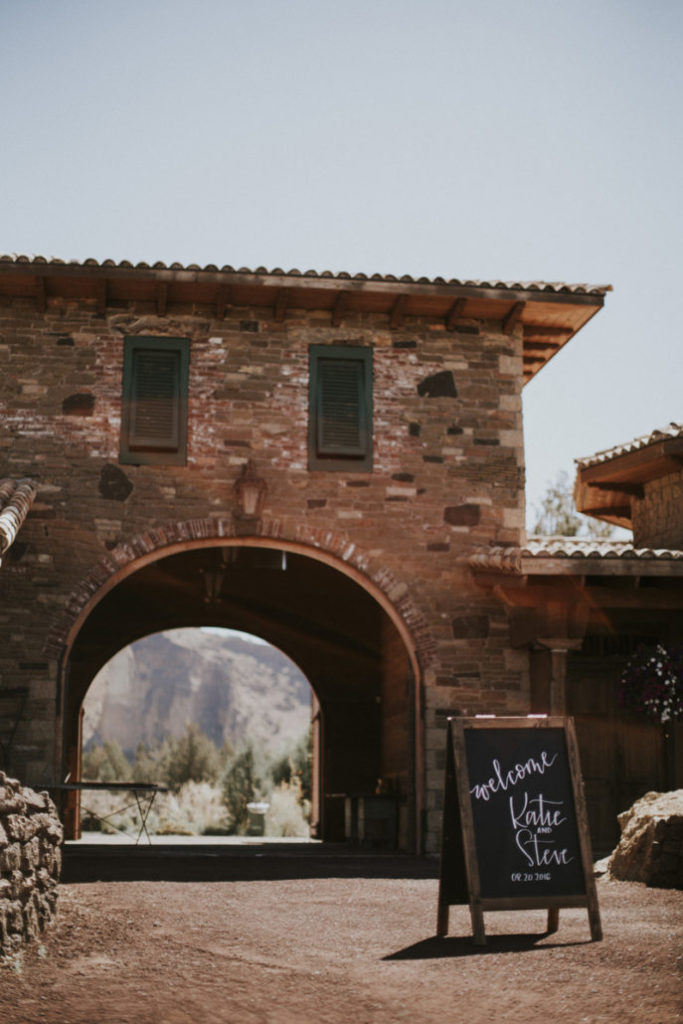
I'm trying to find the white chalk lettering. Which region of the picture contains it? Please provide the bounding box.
[509,792,566,831]
[470,750,558,801]
[514,828,573,868]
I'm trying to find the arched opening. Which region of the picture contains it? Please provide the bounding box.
[61,542,420,850]
[81,625,315,840]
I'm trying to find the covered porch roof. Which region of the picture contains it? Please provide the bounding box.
[574,423,683,529]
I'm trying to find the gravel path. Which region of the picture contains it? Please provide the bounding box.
[3,859,682,1024]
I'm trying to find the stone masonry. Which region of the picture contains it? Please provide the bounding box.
[0,772,62,959]
[0,260,607,853]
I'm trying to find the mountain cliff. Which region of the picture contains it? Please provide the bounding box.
[82,628,312,757]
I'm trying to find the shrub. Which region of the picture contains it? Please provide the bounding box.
[265,779,310,838]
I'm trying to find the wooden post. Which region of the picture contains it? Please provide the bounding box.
[537,639,584,716]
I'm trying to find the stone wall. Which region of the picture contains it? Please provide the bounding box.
[0,293,529,853]
[0,772,62,959]
[632,470,683,550]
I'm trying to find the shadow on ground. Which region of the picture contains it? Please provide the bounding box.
[62,842,441,883]
[384,932,593,960]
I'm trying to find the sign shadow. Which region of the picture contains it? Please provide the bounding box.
[384,932,593,961]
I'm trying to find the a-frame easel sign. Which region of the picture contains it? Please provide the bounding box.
[436,716,602,945]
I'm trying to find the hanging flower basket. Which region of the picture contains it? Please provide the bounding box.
[618,644,683,724]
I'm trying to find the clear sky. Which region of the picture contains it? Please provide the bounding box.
[2,0,681,526]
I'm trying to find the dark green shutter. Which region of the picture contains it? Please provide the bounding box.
[120,337,189,465]
[309,345,372,471]
[129,347,181,451]
[317,357,367,456]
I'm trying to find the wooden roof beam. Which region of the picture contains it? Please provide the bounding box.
[445,297,466,331]
[331,290,350,327]
[35,276,46,312]
[96,279,107,315]
[156,282,168,317]
[574,501,632,519]
[390,293,408,329]
[274,288,289,323]
[503,301,525,335]
[523,325,573,339]
[523,341,562,353]
[523,360,545,381]
[215,286,231,321]
[592,482,644,498]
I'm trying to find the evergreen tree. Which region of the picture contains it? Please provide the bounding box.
[162,723,222,791]
[222,744,262,833]
[131,740,165,783]
[82,739,133,783]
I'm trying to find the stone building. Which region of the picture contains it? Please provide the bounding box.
[0,255,611,853]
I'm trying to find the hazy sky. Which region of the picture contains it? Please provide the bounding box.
[2,0,681,523]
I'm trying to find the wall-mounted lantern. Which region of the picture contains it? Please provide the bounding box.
[234,460,267,520]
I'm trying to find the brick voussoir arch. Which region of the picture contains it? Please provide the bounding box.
[44,516,436,672]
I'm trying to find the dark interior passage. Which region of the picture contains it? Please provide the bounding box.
[64,544,415,848]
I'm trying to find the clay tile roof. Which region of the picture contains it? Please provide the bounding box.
[0,479,38,558]
[0,255,611,384]
[469,547,523,574]
[469,537,683,574]
[0,253,612,295]
[521,537,683,559]
[576,423,683,469]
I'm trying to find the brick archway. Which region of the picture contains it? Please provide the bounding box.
[46,515,435,674]
[49,517,434,852]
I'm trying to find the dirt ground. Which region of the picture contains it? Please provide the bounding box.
[2,850,682,1024]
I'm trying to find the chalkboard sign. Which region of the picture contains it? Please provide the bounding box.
[437,717,601,945]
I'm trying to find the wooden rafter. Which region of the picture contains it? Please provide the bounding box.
[35,276,46,312]
[331,290,350,327]
[96,279,107,315]
[156,282,168,317]
[445,297,466,331]
[0,259,607,386]
[215,286,231,321]
[390,293,408,329]
[274,288,289,323]
[523,325,574,340]
[523,359,545,379]
[503,301,525,335]
[592,482,644,498]
[523,341,562,353]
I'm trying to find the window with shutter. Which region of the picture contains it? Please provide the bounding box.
[308,345,373,471]
[120,336,189,466]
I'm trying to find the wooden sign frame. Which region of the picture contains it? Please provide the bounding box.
[436,716,602,945]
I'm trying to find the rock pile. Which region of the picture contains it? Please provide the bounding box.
[608,789,683,889]
[0,772,63,959]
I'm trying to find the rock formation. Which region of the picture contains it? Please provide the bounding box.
[608,789,683,889]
